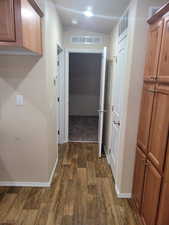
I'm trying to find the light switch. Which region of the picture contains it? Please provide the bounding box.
[16,95,24,106]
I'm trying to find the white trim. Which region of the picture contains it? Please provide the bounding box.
[0,182,50,187]
[0,156,58,187]
[57,44,65,144]
[64,48,104,144]
[67,48,103,54]
[69,141,98,143]
[115,185,132,199]
[48,156,58,185]
[0,50,38,56]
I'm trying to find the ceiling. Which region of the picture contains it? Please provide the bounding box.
[54,0,130,34]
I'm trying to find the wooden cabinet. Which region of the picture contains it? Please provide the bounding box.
[137,83,155,153]
[141,161,162,225]
[132,147,146,210]
[0,0,15,41]
[144,19,163,81]
[0,0,43,55]
[158,14,169,83]
[157,140,169,225]
[132,3,169,225]
[148,84,169,173]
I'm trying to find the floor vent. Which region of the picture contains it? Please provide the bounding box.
[71,36,102,45]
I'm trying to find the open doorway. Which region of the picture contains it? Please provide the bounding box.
[69,53,102,142]
[65,48,107,157]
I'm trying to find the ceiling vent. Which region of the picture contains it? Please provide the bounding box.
[118,11,129,36]
[149,7,160,17]
[71,36,103,45]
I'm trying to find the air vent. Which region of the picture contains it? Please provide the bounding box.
[149,7,160,17]
[71,36,103,45]
[118,11,129,36]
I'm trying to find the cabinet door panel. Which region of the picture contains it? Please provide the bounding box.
[137,83,155,153]
[148,84,169,172]
[158,15,169,83]
[144,19,163,81]
[0,0,15,41]
[132,147,146,211]
[157,141,169,225]
[141,162,162,225]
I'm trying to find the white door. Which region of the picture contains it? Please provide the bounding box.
[98,47,107,158]
[110,32,128,178]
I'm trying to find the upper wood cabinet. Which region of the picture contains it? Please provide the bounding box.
[144,19,163,81]
[137,83,155,154]
[148,84,169,173]
[141,161,162,225]
[132,147,146,211]
[0,0,16,41]
[158,14,169,83]
[0,0,44,55]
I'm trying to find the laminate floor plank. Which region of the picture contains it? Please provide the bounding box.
[0,143,140,225]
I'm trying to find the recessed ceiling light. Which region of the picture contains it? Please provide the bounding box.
[84,6,93,17]
[72,19,78,24]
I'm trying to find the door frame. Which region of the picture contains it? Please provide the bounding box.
[56,44,65,144]
[64,48,105,143]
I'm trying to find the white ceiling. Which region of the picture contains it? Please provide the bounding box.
[54,0,130,34]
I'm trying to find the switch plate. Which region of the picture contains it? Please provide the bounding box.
[16,95,24,106]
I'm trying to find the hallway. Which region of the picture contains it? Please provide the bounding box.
[0,143,139,225]
[69,116,98,142]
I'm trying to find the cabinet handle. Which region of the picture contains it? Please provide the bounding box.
[150,76,157,80]
[147,89,156,93]
[141,159,146,162]
[147,89,159,93]
[145,162,151,167]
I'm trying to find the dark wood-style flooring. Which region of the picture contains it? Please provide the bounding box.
[0,143,140,225]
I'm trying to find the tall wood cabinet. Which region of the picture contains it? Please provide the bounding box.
[0,0,44,55]
[132,3,169,225]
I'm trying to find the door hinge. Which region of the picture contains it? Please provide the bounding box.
[113,56,117,63]
[57,97,60,102]
[58,130,60,135]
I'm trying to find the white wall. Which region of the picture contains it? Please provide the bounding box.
[0,0,63,183]
[69,53,101,116]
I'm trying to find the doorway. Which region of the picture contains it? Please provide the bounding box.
[65,48,107,157]
[69,52,101,142]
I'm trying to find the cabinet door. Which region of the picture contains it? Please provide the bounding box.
[144,19,163,81]
[137,83,155,154]
[158,15,169,83]
[132,147,146,211]
[148,84,169,173]
[0,0,15,41]
[157,141,169,225]
[141,161,162,225]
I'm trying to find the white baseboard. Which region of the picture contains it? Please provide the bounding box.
[0,156,58,187]
[48,156,58,185]
[115,185,132,199]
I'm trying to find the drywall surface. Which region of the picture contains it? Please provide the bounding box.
[69,53,101,116]
[0,0,63,183]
